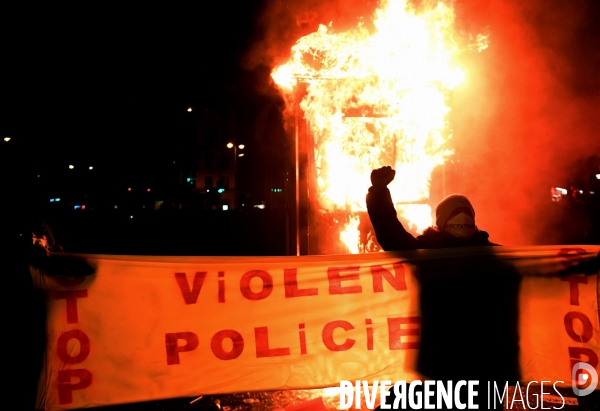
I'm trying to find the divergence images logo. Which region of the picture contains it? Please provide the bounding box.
[572,362,598,396]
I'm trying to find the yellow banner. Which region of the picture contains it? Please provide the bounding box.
[33,246,600,410]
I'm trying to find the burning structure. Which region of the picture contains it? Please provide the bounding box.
[271,0,487,254]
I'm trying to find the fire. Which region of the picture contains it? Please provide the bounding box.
[340,215,361,254]
[272,0,487,253]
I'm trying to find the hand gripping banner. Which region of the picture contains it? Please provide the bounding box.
[31,246,600,410]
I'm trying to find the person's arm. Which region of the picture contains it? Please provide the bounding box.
[366,167,419,250]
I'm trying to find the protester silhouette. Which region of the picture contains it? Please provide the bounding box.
[11,216,96,410]
[366,166,498,250]
[366,166,520,410]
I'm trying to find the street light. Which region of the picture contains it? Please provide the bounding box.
[226,143,245,209]
[226,142,245,157]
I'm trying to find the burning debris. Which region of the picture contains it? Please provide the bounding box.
[272,0,487,253]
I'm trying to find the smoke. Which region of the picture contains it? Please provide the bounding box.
[246,0,600,246]
[449,0,600,244]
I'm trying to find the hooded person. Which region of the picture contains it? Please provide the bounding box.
[368,167,519,411]
[366,166,498,250]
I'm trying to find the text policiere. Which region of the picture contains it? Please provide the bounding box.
[165,316,420,363]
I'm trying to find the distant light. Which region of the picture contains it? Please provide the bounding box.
[579,190,583,194]
[130,215,133,219]
[226,142,234,149]
[37,175,40,178]
[3,137,10,142]
[114,205,118,209]
[555,187,567,195]
[49,199,54,203]
[187,178,191,182]
[222,205,229,211]
[89,166,93,170]
[238,144,245,149]
[74,205,81,210]
[81,205,86,210]
[147,188,151,192]
[207,189,210,192]
[591,191,595,195]
[238,153,244,157]
[254,204,266,210]
[217,188,225,194]
[187,107,192,112]
[127,187,132,191]
[55,198,60,202]
[596,174,600,180]
[69,165,74,169]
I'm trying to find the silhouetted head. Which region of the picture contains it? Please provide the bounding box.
[29,217,62,252]
[435,194,476,239]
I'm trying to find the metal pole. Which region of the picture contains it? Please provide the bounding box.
[295,85,300,256]
[233,145,237,209]
[285,171,290,256]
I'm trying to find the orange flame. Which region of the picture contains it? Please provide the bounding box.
[273,0,487,253]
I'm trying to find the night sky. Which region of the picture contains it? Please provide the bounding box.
[1,2,267,172]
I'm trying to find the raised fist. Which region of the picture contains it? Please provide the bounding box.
[370,166,395,187]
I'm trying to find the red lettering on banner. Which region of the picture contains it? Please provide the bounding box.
[561,269,596,376]
[218,271,225,303]
[255,326,291,357]
[284,268,318,298]
[57,330,91,364]
[165,332,199,365]
[54,290,88,323]
[327,266,362,294]
[569,347,599,370]
[240,270,273,300]
[561,275,588,306]
[322,320,355,351]
[299,323,307,355]
[366,318,374,350]
[371,263,407,292]
[211,329,245,360]
[58,369,92,404]
[388,316,421,350]
[175,272,207,304]
[564,312,594,343]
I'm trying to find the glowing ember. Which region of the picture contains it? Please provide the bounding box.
[272,0,487,252]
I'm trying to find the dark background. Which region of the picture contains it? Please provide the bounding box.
[1,1,296,256]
